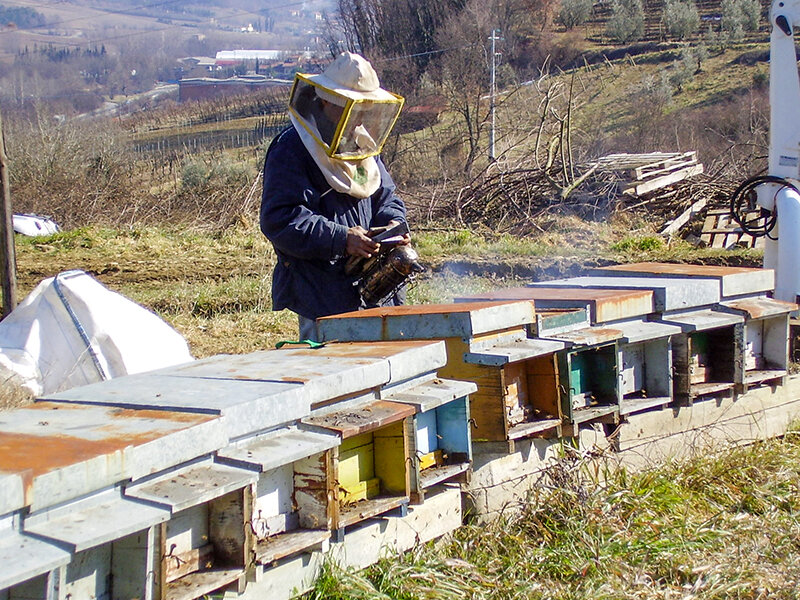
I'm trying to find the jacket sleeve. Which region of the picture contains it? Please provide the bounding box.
[260,133,349,261]
[370,158,408,228]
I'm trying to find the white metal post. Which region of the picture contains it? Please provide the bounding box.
[489,29,502,161]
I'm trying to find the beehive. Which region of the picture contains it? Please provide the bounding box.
[659,309,745,405]
[303,399,416,533]
[719,297,798,392]
[318,302,567,448]
[125,461,258,600]
[385,378,476,503]
[217,426,339,566]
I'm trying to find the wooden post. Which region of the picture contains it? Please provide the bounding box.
[0,110,17,317]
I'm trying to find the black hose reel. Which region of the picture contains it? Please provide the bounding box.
[729,175,800,239]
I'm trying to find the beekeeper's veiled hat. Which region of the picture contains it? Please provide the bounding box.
[306,52,397,102]
[288,52,404,160]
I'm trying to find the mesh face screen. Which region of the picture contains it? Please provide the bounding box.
[337,101,402,158]
[289,76,403,159]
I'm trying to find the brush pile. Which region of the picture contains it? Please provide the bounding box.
[454,151,728,236]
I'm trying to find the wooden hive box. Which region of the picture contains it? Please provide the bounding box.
[0,400,226,600]
[302,399,416,536]
[384,378,477,504]
[262,340,470,511]
[457,286,678,419]
[719,297,798,393]
[124,460,259,600]
[607,320,683,416]
[540,325,624,427]
[317,302,570,451]
[23,488,171,600]
[0,502,70,599]
[658,309,745,405]
[217,425,340,567]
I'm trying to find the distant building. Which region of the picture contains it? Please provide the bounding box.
[178,75,292,102]
[214,50,287,66]
[176,56,217,77]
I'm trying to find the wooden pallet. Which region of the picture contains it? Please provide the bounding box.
[594,151,704,197]
[700,208,765,249]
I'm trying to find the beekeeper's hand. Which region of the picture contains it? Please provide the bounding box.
[346,226,380,258]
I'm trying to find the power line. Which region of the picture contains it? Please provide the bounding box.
[374,45,475,63]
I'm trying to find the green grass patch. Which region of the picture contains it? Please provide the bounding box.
[610,235,666,253]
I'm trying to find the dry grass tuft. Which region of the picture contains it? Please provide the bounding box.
[309,430,800,599]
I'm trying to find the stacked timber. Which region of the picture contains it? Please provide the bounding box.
[699,208,767,249]
[3,262,799,600]
[595,151,704,197]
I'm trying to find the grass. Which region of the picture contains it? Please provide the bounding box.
[11,223,763,356]
[307,429,800,599]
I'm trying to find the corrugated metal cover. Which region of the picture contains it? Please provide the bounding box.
[659,308,745,332]
[610,319,684,344]
[720,297,799,319]
[317,301,535,341]
[593,262,774,297]
[463,338,566,366]
[125,460,257,512]
[0,402,224,511]
[164,347,389,386]
[383,378,477,412]
[218,427,340,473]
[295,340,447,384]
[529,276,720,312]
[24,489,170,553]
[44,371,304,413]
[42,371,310,441]
[0,528,71,589]
[163,342,446,397]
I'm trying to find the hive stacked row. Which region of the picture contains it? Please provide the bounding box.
[318,262,797,450]
[0,341,474,600]
[2,262,794,600]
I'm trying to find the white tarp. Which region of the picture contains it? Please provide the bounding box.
[0,270,194,397]
[12,214,59,237]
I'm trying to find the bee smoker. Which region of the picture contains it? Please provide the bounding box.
[359,244,425,305]
[344,222,426,306]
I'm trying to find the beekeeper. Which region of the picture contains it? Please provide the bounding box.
[260,52,410,340]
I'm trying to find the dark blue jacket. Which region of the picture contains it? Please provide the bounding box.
[260,126,407,320]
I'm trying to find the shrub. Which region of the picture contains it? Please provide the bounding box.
[721,0,761,40]
[607,0,645,43]
[180,155,250,195]
[611,236,665,252]
[752,69,768,89]
[556,0,594,30]
[5,109,134,228]
[664,0,700,40]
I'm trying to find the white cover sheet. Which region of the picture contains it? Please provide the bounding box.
[0,270,194,397]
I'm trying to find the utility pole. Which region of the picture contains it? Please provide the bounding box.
[0,110,17,318]
[489,29,502,161]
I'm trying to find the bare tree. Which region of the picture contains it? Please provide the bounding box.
[428,3,494,175]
